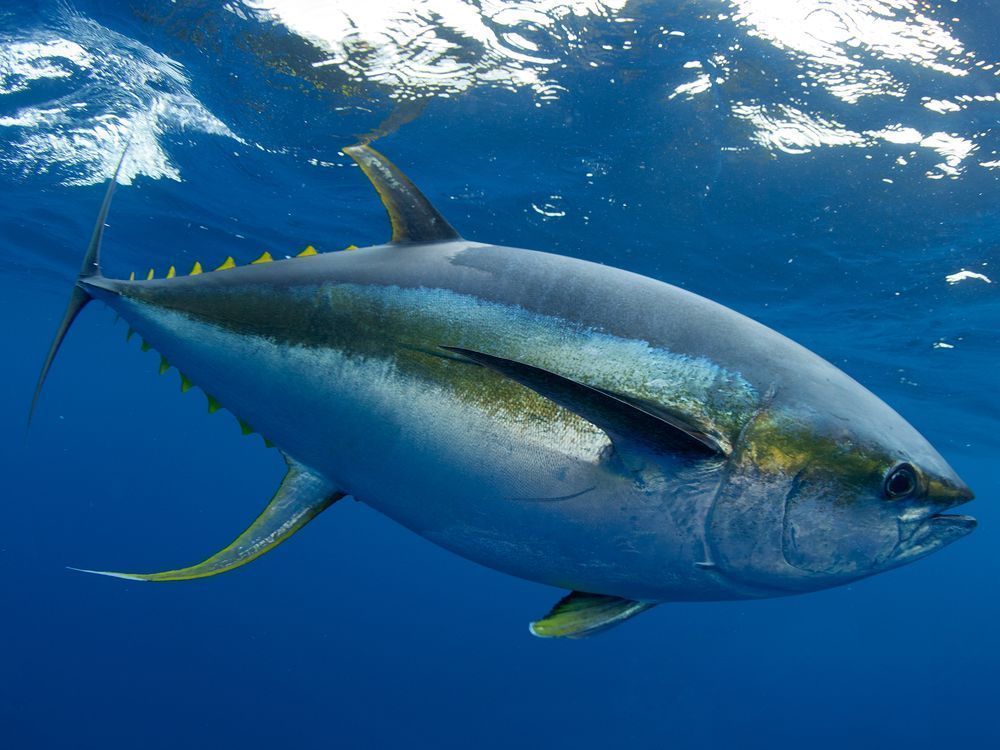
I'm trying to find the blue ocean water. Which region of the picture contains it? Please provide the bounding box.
[2,1,998,747]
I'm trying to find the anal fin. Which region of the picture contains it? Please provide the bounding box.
[529,591,655,638]
[72,455,344,582]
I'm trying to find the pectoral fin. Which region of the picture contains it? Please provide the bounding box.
[72,456,344,582]
[530,591,655,638]
[442,346,721,458]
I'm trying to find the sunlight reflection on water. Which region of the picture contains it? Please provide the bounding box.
[0,10,236,186]
[720,1,997,177]
[241,0,631,100]
[0,0,996,185]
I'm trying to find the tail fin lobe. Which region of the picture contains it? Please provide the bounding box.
[28,145,129,427]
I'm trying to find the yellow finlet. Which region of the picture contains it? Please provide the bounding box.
[251,251,273,264]
[238,418,254,436]
[128,271,135,281]
[216,256,237,271]
[166,265,176,279]
[125,327,135,342]
[190,261,203,275]
[158,355,170,375]
[206,394,221,414]
[146,268,155,280]
[180,373,194,393]
[141,340,150,352]
[297,245,317,257]
[344,244,358,251]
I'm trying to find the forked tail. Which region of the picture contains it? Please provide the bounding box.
[28,146,129,426]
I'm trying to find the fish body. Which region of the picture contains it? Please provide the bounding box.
[35,145,975,637]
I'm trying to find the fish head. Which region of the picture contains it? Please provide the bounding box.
[706,370,975,595]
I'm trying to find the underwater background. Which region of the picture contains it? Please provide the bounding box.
[1,1,997,747]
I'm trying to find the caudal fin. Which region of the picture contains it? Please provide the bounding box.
[28,145,130,426]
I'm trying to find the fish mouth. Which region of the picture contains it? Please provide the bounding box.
[892,511,977,565]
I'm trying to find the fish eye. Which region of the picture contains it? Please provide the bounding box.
[884,463,918,499]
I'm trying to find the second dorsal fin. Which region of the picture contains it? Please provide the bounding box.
[343,143,461,244]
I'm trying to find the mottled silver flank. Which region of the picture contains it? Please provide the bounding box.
[33,144,975,638]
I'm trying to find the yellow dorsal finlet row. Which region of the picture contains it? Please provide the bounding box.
[123,325,274,447]
[119,245,341,439]
[127,243,360,280]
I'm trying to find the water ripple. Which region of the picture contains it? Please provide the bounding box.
[0,9,237,186]
[730,0,973,102]
[663,1,1000,180]
[241,0,630,100]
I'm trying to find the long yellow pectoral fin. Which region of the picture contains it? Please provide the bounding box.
[70,456,344,582]
[442,346,724,459]
[529,591,655,638]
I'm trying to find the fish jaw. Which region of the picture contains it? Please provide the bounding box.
[891,513,977,566]
[890,478,977,568]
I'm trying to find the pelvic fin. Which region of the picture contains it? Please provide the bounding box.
[530,591,654,638]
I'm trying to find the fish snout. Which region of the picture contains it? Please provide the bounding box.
[926,475,975,508]
[922,473,976,536]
